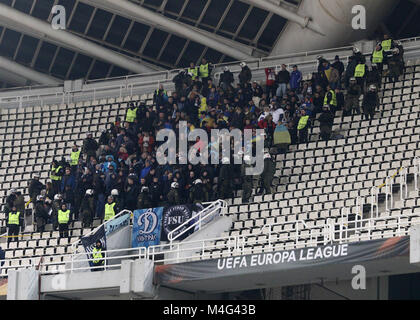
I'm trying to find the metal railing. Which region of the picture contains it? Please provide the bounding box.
[1,158,419,275]
[70,209,133,253]
[167,200,227,243]
[1,36,420,109]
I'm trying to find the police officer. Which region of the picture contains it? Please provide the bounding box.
[167,182,181,206]
[104,195,119,222]
[319,105,335,141]
[4,189,17,216]
[218,157,232,199]
[92,240,105,272]
[35,195,48,233]
[362,85,379,121]
[58,203,70,238]
[52,194,63,231]
[28,173,44,205]
[219,66,234,91]
[111,189,124,211]
[82,132,99,161]
[189,179,208,204]
[137,186,152,210]
[388,48,402,83]
[241,155,253,203]
[80,189,95,228]
[395,40,405,75]
[7,205,23,244]
[259,150,275,195]
[344,78,362,117]
[366,64,381,90]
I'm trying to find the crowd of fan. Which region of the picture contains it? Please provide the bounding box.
[3,35,405,241]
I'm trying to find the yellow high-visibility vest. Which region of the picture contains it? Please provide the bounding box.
[298,116,309,130]
[324,90,337,106]
[50,166,63,181]
[372,49,384,63]
[126,107,138,123]
[104,203,116,221]
[188,67,198,80]
[382,39,392,51]
[199,64,209,78]
[354,64,366,78]
[58,210,70,224]
[92,248,104,264]
[70,150,80,166]
[8,211,20,225]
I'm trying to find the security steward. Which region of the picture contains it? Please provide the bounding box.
[354,59,367,93]
[297,110,310,144]
[7,205,23,245]
[70,144,81,173]
[188,62,199,82]
[125,103,138,124]
[323,85,338,113]
[92,240,105,271]
[50,160,63,196]
[104,195,119,222]
[371,44,384,74]
[199,58,211,84]
[58,203,70,238]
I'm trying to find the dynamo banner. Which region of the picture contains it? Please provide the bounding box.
[132,207,164,248]
[81,225,107,269]
[105,213,130,236]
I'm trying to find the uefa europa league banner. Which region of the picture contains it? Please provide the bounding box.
[132,203,205,248]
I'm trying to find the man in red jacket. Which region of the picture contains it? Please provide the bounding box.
[265,68,277,99]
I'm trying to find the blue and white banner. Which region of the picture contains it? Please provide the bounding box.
[105,213,130,236]
[81,225,107,269]
[132,207,163,248]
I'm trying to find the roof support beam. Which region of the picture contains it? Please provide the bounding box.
[240,0,325,35]
[0,3,158,75]
[79,0,254,60]
[0,56,62,86]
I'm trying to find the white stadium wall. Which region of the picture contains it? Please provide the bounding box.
[271,0,398,55]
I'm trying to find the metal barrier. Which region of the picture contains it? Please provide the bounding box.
[167,200,227,243]
[70,209,133,253]
[1,159,419,275]
[1,36,420,109]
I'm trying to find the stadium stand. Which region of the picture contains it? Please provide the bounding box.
[0,39,419,281]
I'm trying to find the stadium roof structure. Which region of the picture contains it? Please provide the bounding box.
[0,0,419,88]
